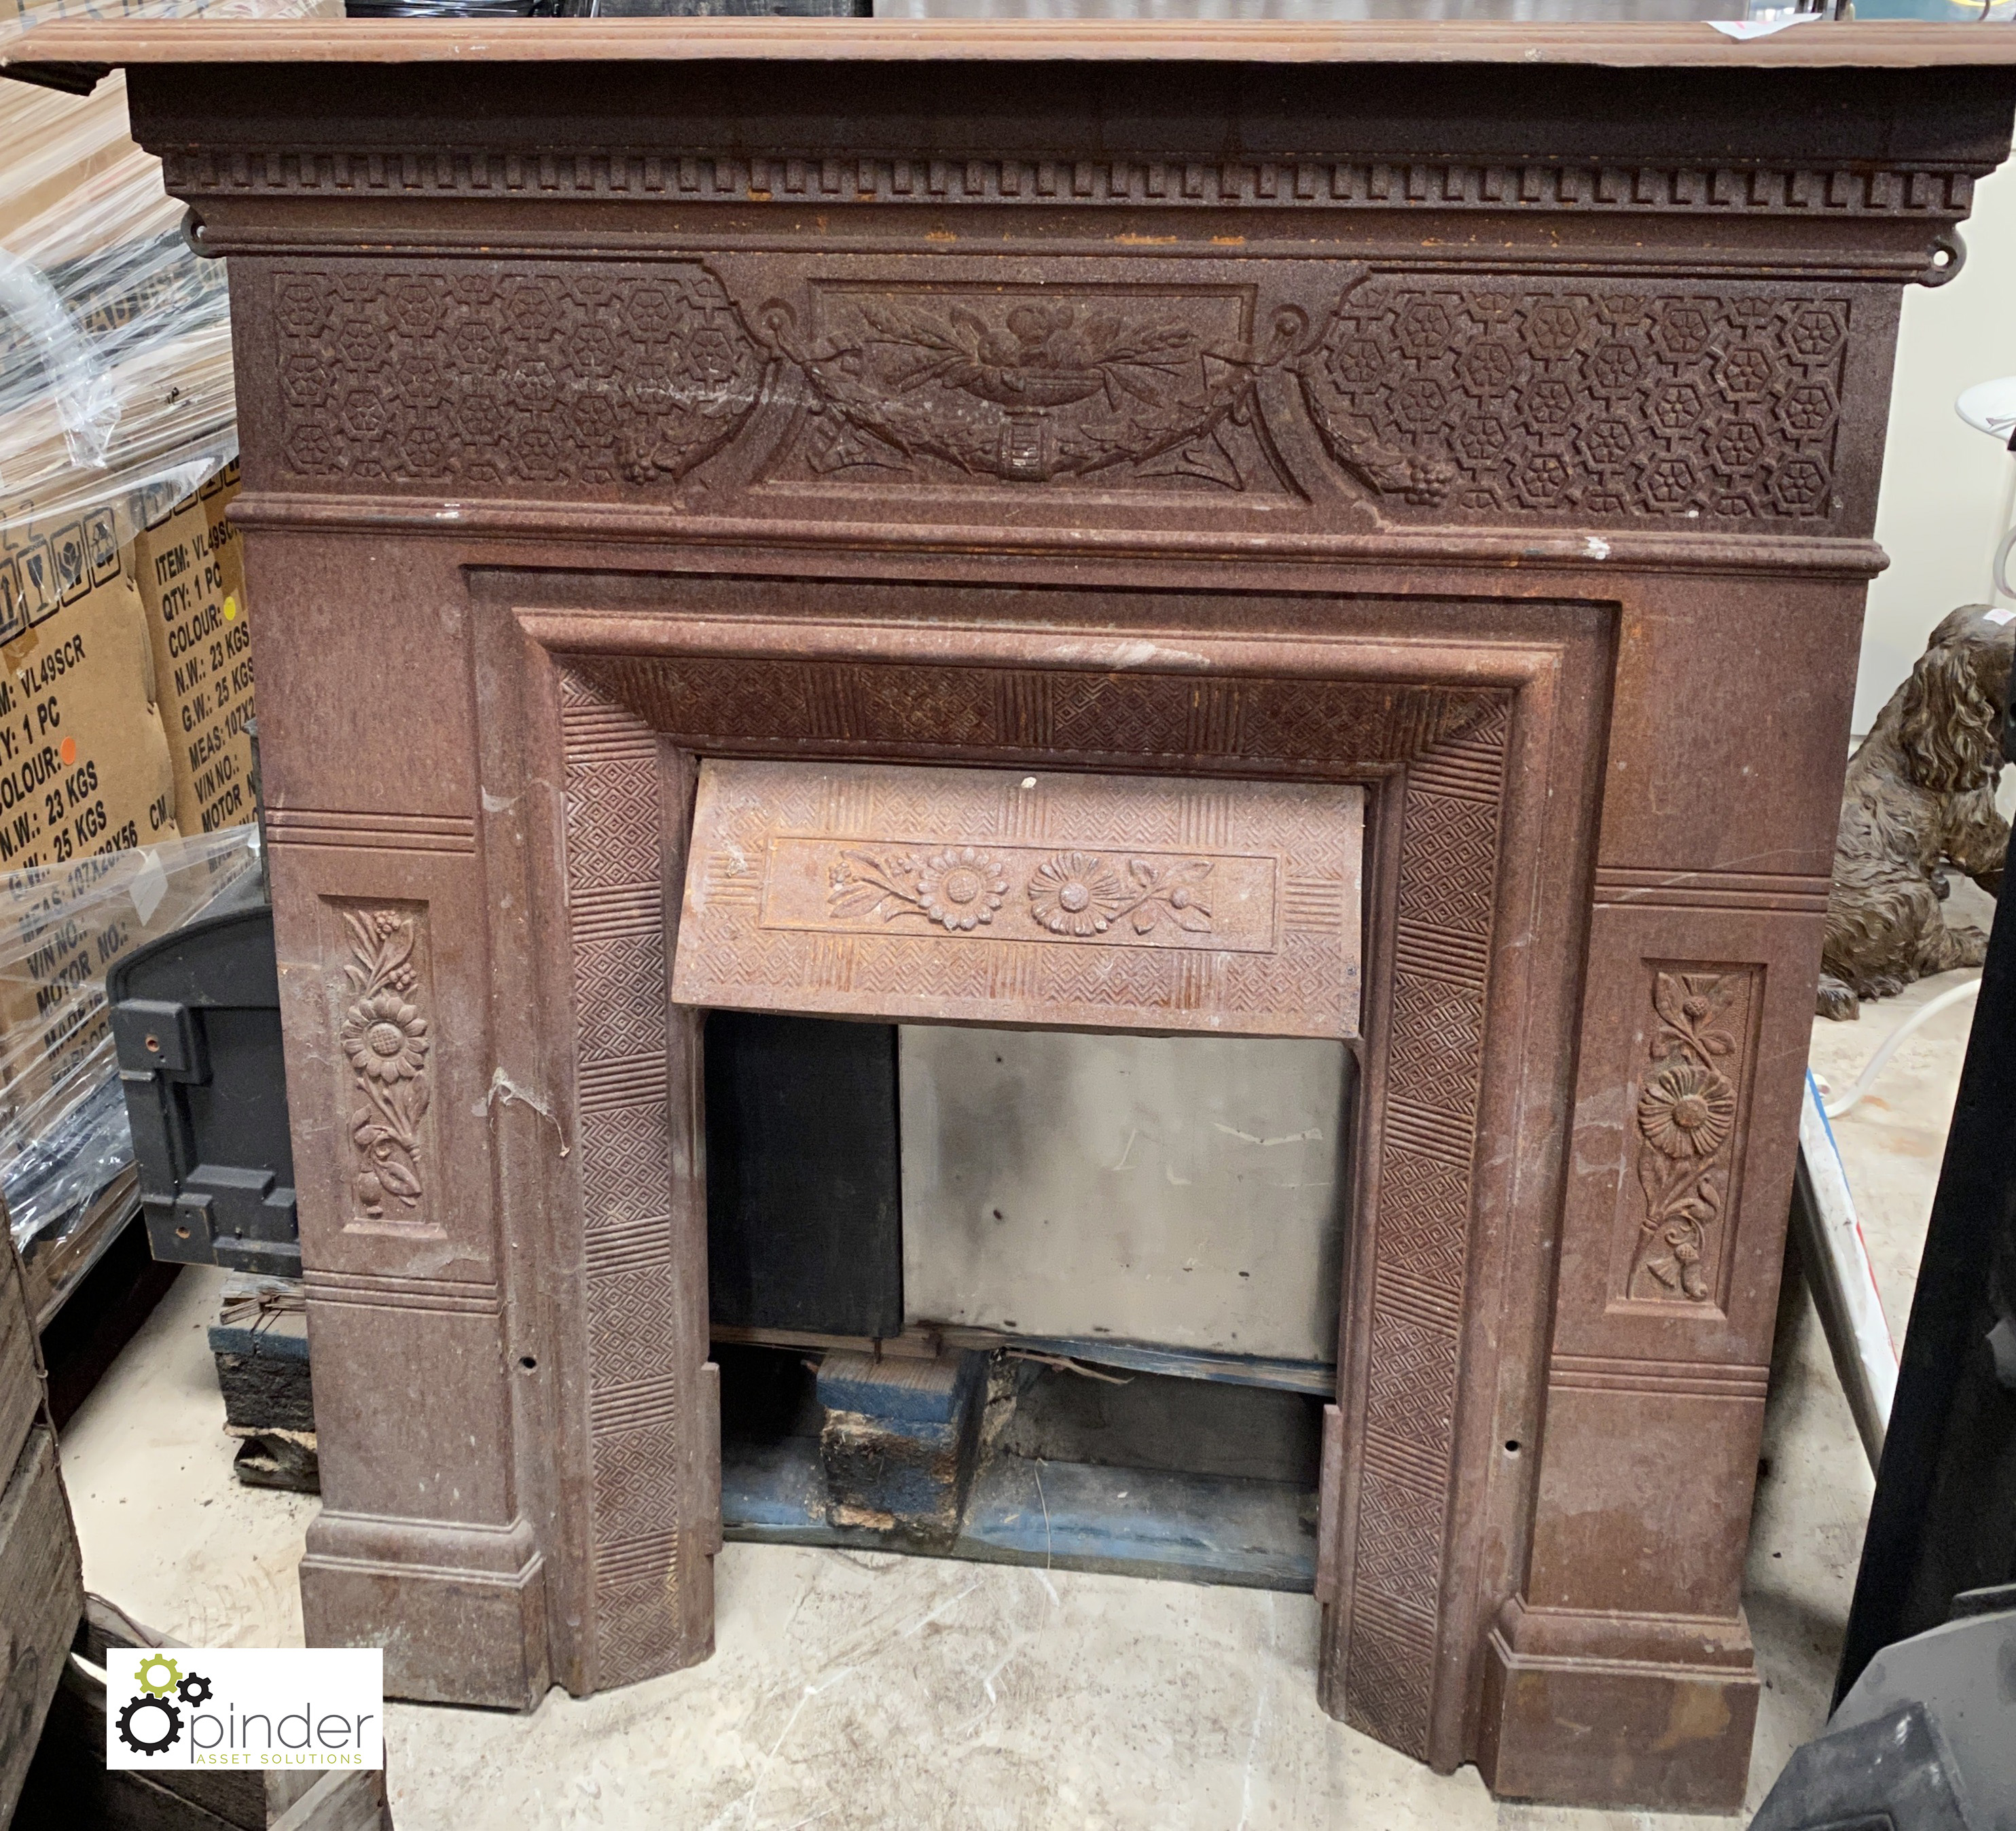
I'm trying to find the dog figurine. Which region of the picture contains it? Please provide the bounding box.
[1818,605,2014,1020]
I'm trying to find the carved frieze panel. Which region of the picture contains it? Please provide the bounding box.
[1617,964,1763,1309]
[265,257,1862,529]
[759,283,1305,491]
[271,262,763,489]
[670,760,1365,1036]
[1300,279,1850,523]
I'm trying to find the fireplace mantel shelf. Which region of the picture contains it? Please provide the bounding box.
[12,16,2016,69]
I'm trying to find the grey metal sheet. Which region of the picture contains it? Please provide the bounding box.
[900,1026,1350,1362]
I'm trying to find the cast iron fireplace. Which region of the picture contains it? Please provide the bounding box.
[32,18,2016,1809]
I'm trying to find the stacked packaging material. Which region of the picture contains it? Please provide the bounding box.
[0,14,307,1296]
[0,79,236,552]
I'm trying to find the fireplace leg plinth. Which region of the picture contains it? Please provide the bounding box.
[1475,1597,1759,1811]
[300,1513,550,1710]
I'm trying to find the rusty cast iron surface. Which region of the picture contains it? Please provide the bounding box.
[35,26,2016,1812]
[672,760,1366,1035]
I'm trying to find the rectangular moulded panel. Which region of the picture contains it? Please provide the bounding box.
[672,760,1365,1039]
[899,1025,1353,1362]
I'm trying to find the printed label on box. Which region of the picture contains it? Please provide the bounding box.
[132,463,257,836]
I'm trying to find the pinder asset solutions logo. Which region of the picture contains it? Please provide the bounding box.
[106,1648,383,1772]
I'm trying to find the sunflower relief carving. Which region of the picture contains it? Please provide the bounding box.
[1027,852,1213,938]
[828,847,1012,931]
[1629,970,1748,1302]
[340,908,431,1218]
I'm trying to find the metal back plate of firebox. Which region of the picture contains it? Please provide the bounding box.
[899,1026,1352,1362]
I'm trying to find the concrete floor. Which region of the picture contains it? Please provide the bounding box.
[53,965,1981,1829]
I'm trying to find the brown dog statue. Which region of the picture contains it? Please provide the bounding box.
[1818,605,2014,1019]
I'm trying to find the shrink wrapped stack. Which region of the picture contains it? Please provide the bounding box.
[0,7,321,1290]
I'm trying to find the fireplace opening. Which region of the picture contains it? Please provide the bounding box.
[667,753,1365,1584]
[704,1011,1350,1590]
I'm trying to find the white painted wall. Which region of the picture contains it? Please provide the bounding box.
[1859,143,2016,734]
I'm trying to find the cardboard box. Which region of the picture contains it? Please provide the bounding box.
[130,463,257,836]
[0,495,186,1158]
[0,72,261,1231]
[0,501,180,871]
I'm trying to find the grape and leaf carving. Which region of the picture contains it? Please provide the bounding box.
[340,908,431,1218]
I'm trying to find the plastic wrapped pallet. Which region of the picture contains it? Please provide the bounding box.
[0,474,264,1296]
[0,825,258,1261]
[0,0,327,1283]
[0,65,131,240]
[0,97,235,552]
[0,0,343,554]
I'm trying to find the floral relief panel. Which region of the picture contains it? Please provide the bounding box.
[761,283,1306,489]
[332,901,437,1228]
[1298,280,1850,523]
[671,758,1365,1038]
[818,841,1243,945]
[1623,964,1762,1306]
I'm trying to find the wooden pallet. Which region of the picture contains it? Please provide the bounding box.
[18,1167,142,1329]
[0,1216,83,1823]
